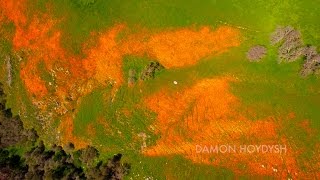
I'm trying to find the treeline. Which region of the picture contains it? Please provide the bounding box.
[0,83,130,179]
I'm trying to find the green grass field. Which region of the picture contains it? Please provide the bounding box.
[1,0,320,179]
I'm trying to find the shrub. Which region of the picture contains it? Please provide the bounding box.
[246,45,267,62]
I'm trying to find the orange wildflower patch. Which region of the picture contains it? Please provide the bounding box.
[14,22,240,100]
[58,115,89,149]
[147,26,240,68]
[14,13,97,99]
[86,123,96,137]
[1,0,242,153]
[0,11,7,26]
[121,26,241,68]
[1,0,95,99]
[1,0,241,100]
[83,24,126,90]
[0,0,27,26]
[143,76,311,178]
[97,116,113,134]
[20,68,48,98]
[17,16,60,98]
[299,119,316,136]
[0,1,49,98]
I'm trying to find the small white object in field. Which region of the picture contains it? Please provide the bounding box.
[173,81,178,85]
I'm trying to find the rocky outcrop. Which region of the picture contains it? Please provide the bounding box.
[140,61,164,81]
